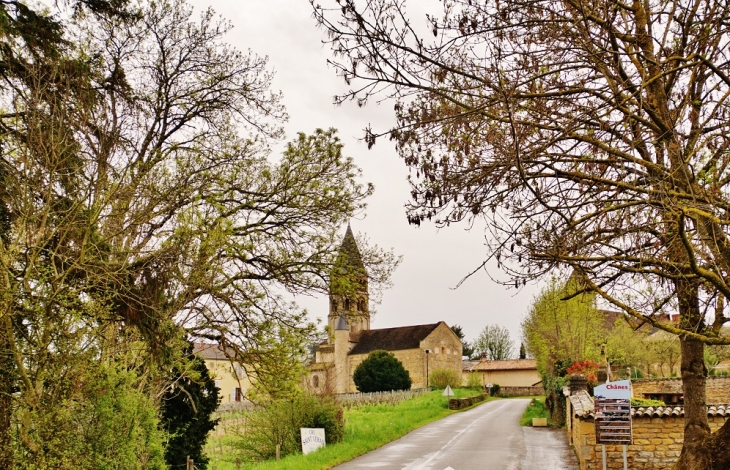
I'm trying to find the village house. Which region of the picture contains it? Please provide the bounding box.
[463,357,541,390]
[193,342,253,404]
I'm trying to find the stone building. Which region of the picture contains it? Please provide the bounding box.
[462,358,541,388]
[308,226,462,394]
[193,342,253,404]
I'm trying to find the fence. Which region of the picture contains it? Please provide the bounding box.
[335,388,429,408]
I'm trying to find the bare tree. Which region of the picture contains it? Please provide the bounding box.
[474,324,514,360]
[313,0,730,466]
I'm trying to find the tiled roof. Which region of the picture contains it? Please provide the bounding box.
[193,342,234,361]
[465,359,538,372]
[348,322,442,355]
[570,390,730,419]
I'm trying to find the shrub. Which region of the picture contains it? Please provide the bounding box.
[631,398,665,407]
[489,383,501,396]
[429,369,461,389]
[466,372,482,390]
[239,394,344,461]
[566,360,600,387]
[353,350,412,393]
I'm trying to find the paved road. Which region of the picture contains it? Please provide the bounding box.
[333,398,578,470]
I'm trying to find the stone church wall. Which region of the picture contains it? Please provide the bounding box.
[344,324,462,392]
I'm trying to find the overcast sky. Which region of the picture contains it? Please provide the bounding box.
[187,0,544,349]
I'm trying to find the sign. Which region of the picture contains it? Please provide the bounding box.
[300,428,326,455]
[594,380,632,445]
[442,385,454,397]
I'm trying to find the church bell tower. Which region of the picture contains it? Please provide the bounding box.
[328,224,370,335]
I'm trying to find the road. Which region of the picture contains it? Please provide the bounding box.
[332,398,578,470]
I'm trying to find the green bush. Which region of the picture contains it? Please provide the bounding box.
[238,394,344,461]
[631,398,665,407]
[429,369,461,389]
[353,350,412,393]
[465,372,483,390]
[489,383,501,396]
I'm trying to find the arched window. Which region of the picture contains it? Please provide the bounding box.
[313,375,320,387]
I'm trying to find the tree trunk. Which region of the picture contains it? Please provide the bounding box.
[672,279,730,469]
[0,323,14,469]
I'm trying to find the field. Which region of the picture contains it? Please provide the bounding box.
[205,388,493,470]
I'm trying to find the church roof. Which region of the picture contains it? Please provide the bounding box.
[348,322,442,355]
[338,224,365,272]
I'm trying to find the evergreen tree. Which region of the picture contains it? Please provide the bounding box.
[353,350,411,393]
[160,347,220,470]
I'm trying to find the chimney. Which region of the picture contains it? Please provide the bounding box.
[480,353,487,361]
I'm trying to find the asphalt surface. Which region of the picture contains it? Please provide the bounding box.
[332,398,579,470]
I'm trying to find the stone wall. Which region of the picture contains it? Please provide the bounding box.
[632,376,730,403]
[572,415,729,469]
[499,386,543,397]
[344,323,462,392]
[569,391,730,469]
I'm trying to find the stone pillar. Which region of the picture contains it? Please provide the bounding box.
[569,374,588,395]
[334,316,350,394]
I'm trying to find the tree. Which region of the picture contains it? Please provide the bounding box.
[473,324,514,360]
[313,0,730,465]
[519,343,526,360]
[352,350,412,392]
[450,324,474,358]
[160,346,220,470]
[522,278,606,375]
[0,0,398,464]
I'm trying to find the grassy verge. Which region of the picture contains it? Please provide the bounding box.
[207,388,493,470]
[519,397,549,426]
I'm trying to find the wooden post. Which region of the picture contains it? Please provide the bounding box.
[276,444,280,461]
[235,457,241,469]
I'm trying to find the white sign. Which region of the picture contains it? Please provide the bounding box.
[594,380,632,400]
[594,380,632,445]
[442,385,454,397]
[300,428,326,455]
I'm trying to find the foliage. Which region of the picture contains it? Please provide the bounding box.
[0,0,398,463]
[488,384,501,397]
[473,324,514,360]
[520,398,549,427]
[566,360,600,387]
[428,368,461,389]
[631,398,666,407]
[11,362,167,470]
[353,350,412,393]
[450,324,474,358]
[238,394,344,462]
[542,374,569,427]
[160,347,220,470]
[465,372,483,390]
[522,278,605,376]
[519,343,527,360]
[313,0,730,465]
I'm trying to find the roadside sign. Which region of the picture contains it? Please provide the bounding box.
[594,380,632,445]
[443,385,454,397]
[300,428,326,455]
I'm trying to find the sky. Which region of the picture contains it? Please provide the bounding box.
[187,0,544,348]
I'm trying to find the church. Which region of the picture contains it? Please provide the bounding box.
[307,226,463,394]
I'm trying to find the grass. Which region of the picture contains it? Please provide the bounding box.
[206,388,493,470]
[519,397,549,426]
